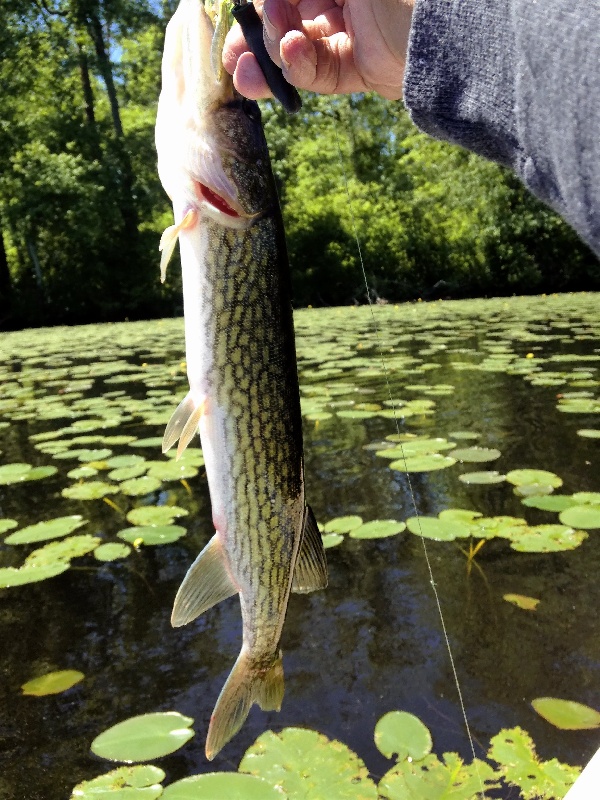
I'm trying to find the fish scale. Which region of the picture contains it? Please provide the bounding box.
[155,0,327,760]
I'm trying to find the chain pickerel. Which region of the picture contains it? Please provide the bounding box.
[155,0,327,760]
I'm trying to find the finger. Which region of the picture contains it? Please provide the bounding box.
[233,50,273,99]
[280,29,368,94]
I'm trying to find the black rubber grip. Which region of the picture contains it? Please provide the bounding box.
[232,2,302,114]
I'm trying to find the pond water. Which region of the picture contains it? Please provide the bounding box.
[1,294,599,799]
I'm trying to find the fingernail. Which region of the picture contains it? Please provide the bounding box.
[263,8,277,43]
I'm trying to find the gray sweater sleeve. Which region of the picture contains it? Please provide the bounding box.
[403,0,600,257]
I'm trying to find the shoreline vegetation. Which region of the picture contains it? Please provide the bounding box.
[1,2,598,331]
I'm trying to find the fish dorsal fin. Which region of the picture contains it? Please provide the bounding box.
[292,505,328,594]
[171,533,237,627]
[162,391,204,458]
[159,208,197,282]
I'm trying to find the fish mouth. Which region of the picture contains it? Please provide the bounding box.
[196,181,241,218]
[193,177,258,229]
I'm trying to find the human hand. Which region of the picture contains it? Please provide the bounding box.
[223,0,415,102]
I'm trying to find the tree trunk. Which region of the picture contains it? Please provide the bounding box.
[77,41,101,160]
[0,230,12,324]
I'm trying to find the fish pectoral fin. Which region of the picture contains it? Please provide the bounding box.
[171,533,237,627]
[205,650,284,761]
[159,208,197,282]
[162,391,205,458]
[292,505,328,594]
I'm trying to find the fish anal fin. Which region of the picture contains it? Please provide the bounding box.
[292,505,328,594]
[159,208,197,282]
[162,391,204,455]
[205,650,284,760]
[171,533,236,627]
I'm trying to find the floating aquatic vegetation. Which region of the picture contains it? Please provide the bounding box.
[5,515,87,545]
[70,765,165,800]
[531,698,600,730]
[117,525,187,546]
[62,481,120,500]
[449,446,501,463]
[162,773,284,799]
[459,470,506,485]
[94,543,132,562]
[503,593,540,611]
[21,669,84,696]
[125,506,188,526]
[0,463,58,485]
[348,520,406,539]
[91,712,195,762]
[373,711,432,761]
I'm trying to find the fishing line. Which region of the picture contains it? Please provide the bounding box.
[329,103,486,799]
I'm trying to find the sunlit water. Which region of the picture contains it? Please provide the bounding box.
[1,294,599,799]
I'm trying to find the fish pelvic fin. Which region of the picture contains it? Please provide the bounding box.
[171,533,236,627]
[159,208,197,282]
[162,391,204,459]
[205,649,284,760]
[292,505,328,594]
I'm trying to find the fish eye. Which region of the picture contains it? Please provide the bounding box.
[242,98,260,121]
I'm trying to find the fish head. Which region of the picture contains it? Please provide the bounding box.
[156,0,273,228]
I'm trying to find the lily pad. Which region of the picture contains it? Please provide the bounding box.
[531,698,600,730]
[559,504,600,529]
[459,471,506,485]
[378,753,499,800]
[105,455,147,469]
[109,465,148,482]
[94,543,132,562]
[506,469,563,489]
[389,454,456,472]
[322,516,363,534]
[239,727,377,800]
[91,711,195,762]
[70,765,165,799]
[0,519,18,535]
[26,534,101,565]
[67,466,99,480]
[5,515,87,545]
[22,669,84,696]
[146,461,199,481]
[117,525,187,546]
[119,476,163,497]
[405,516,472,541]
[521,495,576,512]
[321,533,344,549]
[503,594,540,611]
[488,726,580,797]
[0,561,70,588]
[126,506,189,526]
[509,524,587,553]
[577,428,600,438]
[62,481,120,500]
[374,711,432,761]
[0,463,58,484]
[449,447,501,463]
[162,773,285,799]
[349,520,406,539]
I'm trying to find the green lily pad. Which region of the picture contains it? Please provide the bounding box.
[91,711,195,762]
[406,516,472,541]
[321,533,344,549]
[577,428,600,438]
[0,561,70,588]
[109,464,149,482]
[77,448,113,462]
[509,524,587,553]
[70,765,165,799]
[389,454,456,472]
[531,698,600,730]
[0,463,58,484]
[449,447,501,463]
[5,515,87,545]
[21,669,84,696]
[105,455,147,469]
[459,471,506,485]
[26,534,101,565]
[513,482,557,498]
[572,491,600,504]
[239,727,377,800]
[521,495,576,512]
[559,504,600,529]
[506,469,563,488]
[438,508,483,523]
[62,481,120,500]
[322,516,363,534]
[119,476,163,497]
[349,520,406,539]
[146,461,199,481]
[117,525,187,546]
[162,773,285,799]
[378,753,499,800]
[448,431,481,440]
[67,466,99,480]
[126,506,189,526]
[503,594,540,611]
[130,438,164,448]
[94,543,132,562]
[0,519,18,535]
[374,711,432,761]
[488,726,580,796]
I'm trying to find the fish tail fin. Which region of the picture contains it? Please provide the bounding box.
[205,649,284,760]
[159,208,197,282]
[162,391,205,459]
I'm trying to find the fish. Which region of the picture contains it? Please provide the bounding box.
[155,0,327,760]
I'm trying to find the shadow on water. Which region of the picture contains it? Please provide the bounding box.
[0,294,599,798]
